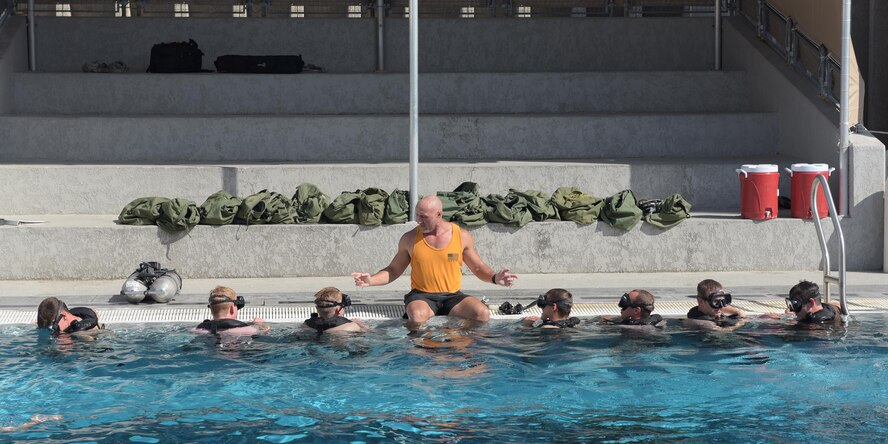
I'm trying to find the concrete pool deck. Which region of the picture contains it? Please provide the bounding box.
[1,271,887,324]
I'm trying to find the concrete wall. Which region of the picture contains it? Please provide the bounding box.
[32,16,714,73]
[723,18,839,168]
[0,17,27,113]
[383,18,715,72]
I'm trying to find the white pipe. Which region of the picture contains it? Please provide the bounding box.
[27,0,35,71]
[408,0,418,221]
[838,0,851,215]
[714,0,721,70]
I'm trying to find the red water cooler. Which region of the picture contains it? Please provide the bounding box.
[736,164,779,220]
[786,163,834,219]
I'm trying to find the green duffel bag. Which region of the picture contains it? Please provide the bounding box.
[645,193,692,229]
[453,210,487,227]
[359,187,389,226]
[601,189,643,231]
[323,191,361,224]
[157,198,201,233]
[511,189,560,222]
[292,183,330,224]
[236,190,295,225]
[482,194,513,224]
[551,186,604,224]
[199,190,243,225]
[384,189,409,224]
[264,191,296,224]
[118,197,170,225]
[438,182,486,227]
[502,191,534,227]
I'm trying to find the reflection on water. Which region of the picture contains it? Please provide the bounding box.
[0,315,886,442]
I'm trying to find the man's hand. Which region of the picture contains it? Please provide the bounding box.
[352,272,372,287]
[493,268,518,287]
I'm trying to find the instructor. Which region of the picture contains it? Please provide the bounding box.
[352,195,517,323]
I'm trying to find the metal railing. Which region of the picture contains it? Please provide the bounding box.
[736,0,840,106]
[810,174,848,316]
[12,0,729,18]
[0,0,11,25]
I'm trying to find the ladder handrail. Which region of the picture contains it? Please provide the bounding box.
[810,174,847,315]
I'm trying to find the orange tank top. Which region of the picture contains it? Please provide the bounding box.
[410,223,463,293]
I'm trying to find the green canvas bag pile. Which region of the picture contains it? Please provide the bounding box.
[117,184,691,231]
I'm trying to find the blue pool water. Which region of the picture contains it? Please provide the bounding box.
[1,314,887,443]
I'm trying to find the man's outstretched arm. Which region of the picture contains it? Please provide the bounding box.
[352,233,412,287]
[460,229,518,287]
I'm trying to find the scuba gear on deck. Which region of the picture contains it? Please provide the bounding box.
[121,262,182,303]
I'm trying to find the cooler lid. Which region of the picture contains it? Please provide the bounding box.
[790,163,830,172]
[739,164,778,173]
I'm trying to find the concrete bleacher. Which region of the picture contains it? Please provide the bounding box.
[0,15,883,280]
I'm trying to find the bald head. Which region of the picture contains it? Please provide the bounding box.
[417,195,443,213]
[416,195,444,233]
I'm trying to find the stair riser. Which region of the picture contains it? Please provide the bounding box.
[0,114,778,162]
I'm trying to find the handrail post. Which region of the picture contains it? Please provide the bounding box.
[810,175,848,315]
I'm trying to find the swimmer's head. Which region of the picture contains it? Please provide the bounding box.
[314,287,351,319]
[786,280,821,317]
[37,297,67,330]
[696,279,731,316]
[536,288,573,318]
[207,286,244,318]
[619,290,654,320]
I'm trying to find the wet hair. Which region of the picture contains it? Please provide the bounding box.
[632,289,656,318]
[208,286,238,318]
[314,287,344,319]
[696,279,723,299]
[544,288,573,317]
[37,297,67,328]
[789,280,821,306]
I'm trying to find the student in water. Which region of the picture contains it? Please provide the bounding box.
[303,287,367,334]
[522,288,581,328]
[194,286,269,335]
[36,297,102,338]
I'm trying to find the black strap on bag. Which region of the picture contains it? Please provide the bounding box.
[214,55,304,74]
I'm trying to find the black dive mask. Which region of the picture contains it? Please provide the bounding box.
[785,296,805,313]
[618,293,652,311]
[705,291,732,309]
[535,294,572,312]
[48,311,63,335]
[316,293,352,309]
[208,294,245,310]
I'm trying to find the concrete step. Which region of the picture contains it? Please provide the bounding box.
[0,213,848,280]
[0,158,796,214]
[11,71,751,115]
[0,113,778,163]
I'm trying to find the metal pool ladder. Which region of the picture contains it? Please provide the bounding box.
[810,175,848,315]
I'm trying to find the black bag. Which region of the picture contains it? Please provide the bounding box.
[147,39,203,73]
[214,55,305,74]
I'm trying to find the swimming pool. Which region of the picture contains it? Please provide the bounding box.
[1,315,886,443]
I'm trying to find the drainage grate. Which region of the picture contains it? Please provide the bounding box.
[2,300,885,325]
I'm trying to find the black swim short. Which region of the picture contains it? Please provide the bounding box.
[404,290,470,316]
